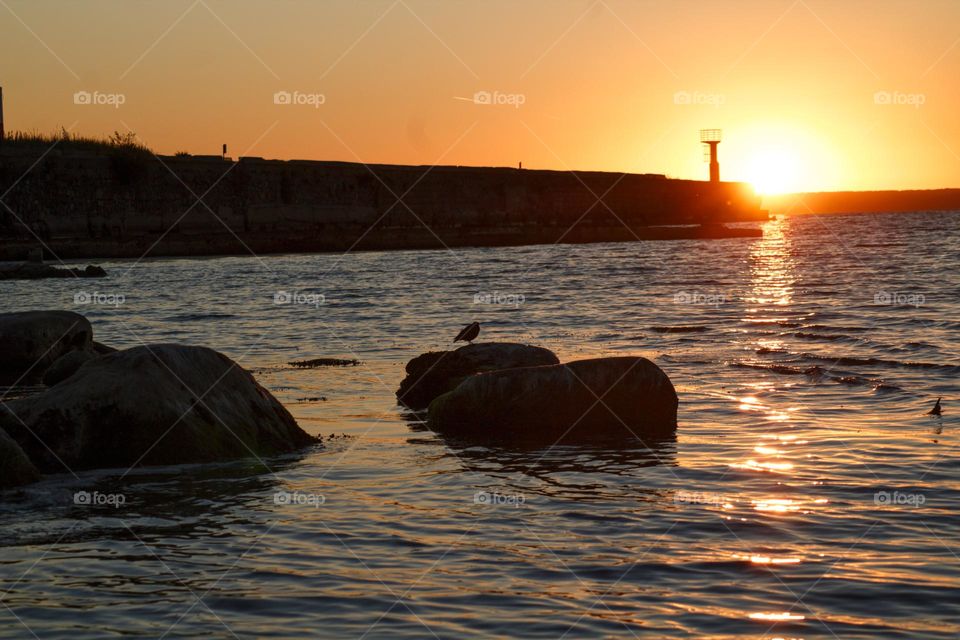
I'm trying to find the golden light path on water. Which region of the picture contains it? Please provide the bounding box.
[733,218,827,628]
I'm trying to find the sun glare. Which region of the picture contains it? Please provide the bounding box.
[724,123,837,195]
[745,147,800,195]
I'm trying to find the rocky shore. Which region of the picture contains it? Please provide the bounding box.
[0,310,680,490]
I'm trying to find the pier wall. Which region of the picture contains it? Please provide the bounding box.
[0,151,765,259]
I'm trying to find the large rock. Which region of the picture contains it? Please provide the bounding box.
[0,427,40,489]
[1,344,317,473]
[428,356,678,440]
[397,342,559,409]
[0,311,94,383]
[42,349,99,386]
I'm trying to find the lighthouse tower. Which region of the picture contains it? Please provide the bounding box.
[700,129,721,182]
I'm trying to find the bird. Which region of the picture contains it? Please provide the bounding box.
[454,321,480,344]
[929,397,942,416]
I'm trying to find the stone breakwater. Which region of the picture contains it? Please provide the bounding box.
[0,150,766,260]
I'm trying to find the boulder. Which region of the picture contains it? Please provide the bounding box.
[397,342,559,409]
[92,341,118,355]
[0,427,40,489]
[427,356,678,440]
[0,311,94,383]
[42,349,99,386]
[1,344,317,473]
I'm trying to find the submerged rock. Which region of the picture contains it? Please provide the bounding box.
[289,358,360,368]
[397,342,559,409]
[0,263,106,280]
[0,311,94,383]
[0,427,40,489]
[427,356,678,440]
[1,344,317,473]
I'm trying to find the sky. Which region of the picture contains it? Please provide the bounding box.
[1,0,958,194]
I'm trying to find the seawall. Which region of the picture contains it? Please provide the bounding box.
[0,149,766,260]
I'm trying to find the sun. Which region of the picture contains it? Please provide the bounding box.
[745,147,801,195]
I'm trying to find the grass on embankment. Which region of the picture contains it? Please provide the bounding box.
[1,128,153,157]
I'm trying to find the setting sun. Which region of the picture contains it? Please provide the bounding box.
[745,147,800,195]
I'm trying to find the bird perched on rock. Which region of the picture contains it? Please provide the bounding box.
[929,397,942,416]
[454,321,480,344]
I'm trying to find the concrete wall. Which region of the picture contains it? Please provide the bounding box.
[0,149,765,258]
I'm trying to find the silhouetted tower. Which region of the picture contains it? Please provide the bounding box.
[700,129,722,182]
[0,87,5,146]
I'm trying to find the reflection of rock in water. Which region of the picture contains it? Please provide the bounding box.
[0,451,312,547]
[408,421,676,488]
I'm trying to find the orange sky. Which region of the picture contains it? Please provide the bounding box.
[1,0,958,193]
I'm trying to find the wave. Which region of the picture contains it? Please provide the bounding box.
[799,352,958,372]
[650,326,710,333]
[792,331,851,341]
[743,319,803,328]
[802,324,872,332]
[731,362,906,391]
[732,362,825,377]
[163,312,237,321]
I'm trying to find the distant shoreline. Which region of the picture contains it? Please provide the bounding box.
[764,189,960,216]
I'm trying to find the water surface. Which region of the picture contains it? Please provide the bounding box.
[1,211,958,638]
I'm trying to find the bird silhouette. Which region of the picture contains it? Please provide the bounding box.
[929,397,942,416]
[454,321,480,344]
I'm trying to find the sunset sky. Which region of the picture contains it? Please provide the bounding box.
[1,0,958,194]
